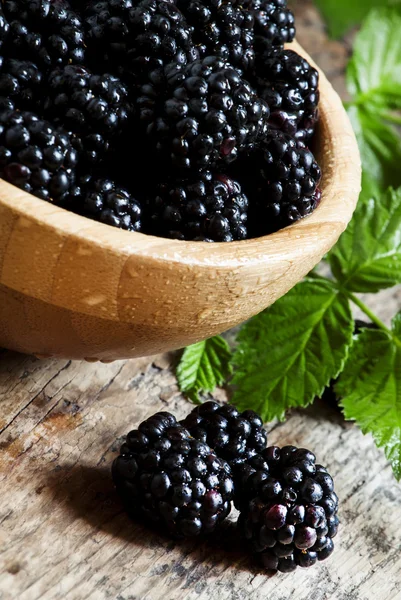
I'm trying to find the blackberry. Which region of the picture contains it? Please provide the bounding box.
[144,171,249,241]
[175,0,255,73]
[2,0,85,69]
[239,130,322,236]
[0,109,78,204]
[0,8,9,50]
[0,59,42,110]
[84,0,197,85]
[43,65,134,165]
[253,50,319,142]
[237,445,338,572]
[138,56,269,169]
[181,402,267,466]
[112,412,234,537]
[76,178,143,231]
[243,0,295,56]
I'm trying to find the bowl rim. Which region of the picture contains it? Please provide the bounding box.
[0,41,361,269]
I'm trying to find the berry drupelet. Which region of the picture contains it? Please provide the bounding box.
[237,445,339,573]
[253,49,319,142]
[138,56,270,170]
[0,109,78,204]
[181,402,268,466]
[175,0,255,73]
[43,65,134,165]
[112,412,234,537]
[84,0,198,85]
[144,171,249,241]
[0,58,42,111]
[239,130,322,236]
[2,0,85,69]
[76,178,143,231]
[244,0,295,57]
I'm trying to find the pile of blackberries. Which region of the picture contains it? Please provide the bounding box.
[113,401,339,575]
[0,0,322,242]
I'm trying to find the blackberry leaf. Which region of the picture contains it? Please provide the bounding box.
[328,187,401,292]
[231,279,354,422]
[177,336,233,403]
[336,316,401,480]
[315,0,400,39]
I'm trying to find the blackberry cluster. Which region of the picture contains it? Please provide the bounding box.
[2,0,85,69]
[145,171,249,241]
[244,0,296,56]
[175,0,255,73]
[113,404,339,574]
[112,412,234,537]
[253,49,320,141]
[181,401,267,466]
[43,65,133,164]
[239,131,322,236]
[236,445,339,573]
[0,109,78,203]
[139,56,269,169]
[84,0,198,85]
[77,178,143,231]
[0,0,322,240]
[0,58,42,110]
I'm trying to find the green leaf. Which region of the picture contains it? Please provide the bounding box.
[231,280,354,422]
[329,187,401,292]
[336,318,401,480]
[347,105,401,190]
[314,0,395,39]
[347,8,401,106]
[177,336,232,402]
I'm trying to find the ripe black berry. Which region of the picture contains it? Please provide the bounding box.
[84,0,197,85]
[175,0,255,73]
[252,49,319,142]
[181,401,267,465]
[2,0,85,69]
[238,130,322,236]
[112,412,234,537]
[43,65,134,166]
[237,445,338,573]
[0,109,78,204]
[73,178,142,231]
[144,171,249,241]
[0,59,42,110]
[138,56,269,169]
[244,0,295,56]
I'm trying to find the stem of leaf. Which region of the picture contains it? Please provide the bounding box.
[348,292,392,334]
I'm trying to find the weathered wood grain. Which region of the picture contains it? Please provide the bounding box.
[1,2,401,599]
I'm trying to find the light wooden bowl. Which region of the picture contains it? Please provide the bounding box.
[0,42,361,361]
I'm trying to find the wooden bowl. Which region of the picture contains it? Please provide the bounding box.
[0,42,361,361]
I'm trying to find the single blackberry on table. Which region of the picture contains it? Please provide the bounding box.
[252,49,319,142]
[43,65,134,165]
[112,412,234,537]
[2,0,85,69]
[175,0,255,73]
[0,59,42,110]
[84,0,197,85]
[181,401,267,465]
[238,130,322,236]
[75,178,143,231]
[237,445,339,573]
[0,109,78,204]
[144,171,249,241]
[138,56,269,170]
[243,0,295,56]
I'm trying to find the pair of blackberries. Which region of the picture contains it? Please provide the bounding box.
[112,401,338,575]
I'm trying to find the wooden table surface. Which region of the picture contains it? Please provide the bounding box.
[1,2,401,599]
